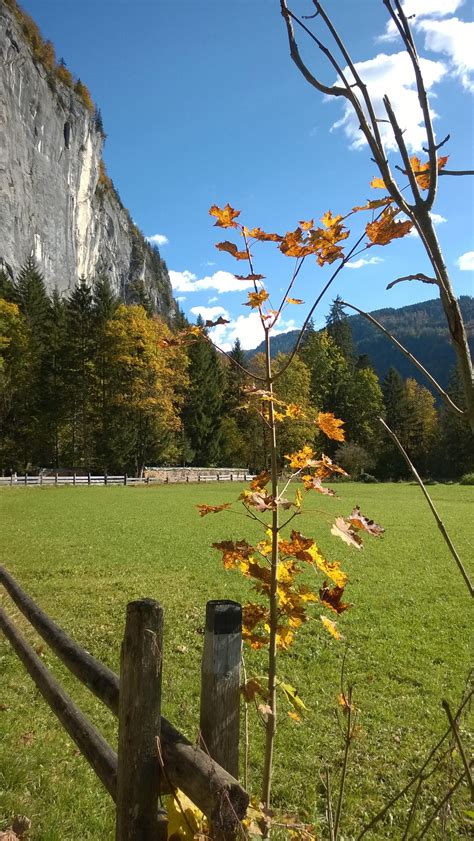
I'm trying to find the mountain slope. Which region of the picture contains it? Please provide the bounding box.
[247,296,474,390]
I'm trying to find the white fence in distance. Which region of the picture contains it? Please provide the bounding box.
[0,469,254,487]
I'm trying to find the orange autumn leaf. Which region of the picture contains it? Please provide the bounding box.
[299,218,314,230]
[317,411,345,442]
[279,530,315,562]
[250,470,271,491]
[196,503,231,517]
[244,226,283,242]
[321,210,344,229]
[286,297,304,305]
[348,506,385,537]
[209,203,240,228]
[370,176,386,189]
[287,710,301,723]
[279,228,315,258]
[320,614,344,640]
[311,547,348,588]
[212,539,255,568]
[205,316,230,327]
[244,290,269,308]
[319,581,351,614]
[351,197,393,213]
[409,154,449,190]
[366,208,413,246]
[241,677,267,703]
[313,454,348,481]
[285,402,305,419]
[216,240,248,260]
[284,445,317,470]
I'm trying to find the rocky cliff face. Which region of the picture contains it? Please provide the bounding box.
[0,0,176,319]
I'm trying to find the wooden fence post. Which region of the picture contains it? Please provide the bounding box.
[124,473,127,486]
[24,472,27,486]
[116,599,167,841]
[200,600,242,779]
[88,472,91,486]
[104,471,108,487]
[73,472,76,486]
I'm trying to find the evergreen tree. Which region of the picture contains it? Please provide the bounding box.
[326,296,353,362]
[91,275,119,469]
[63,278,95,468]
[37,289,67,468]
[379,367,410,478]
[182,318,223,465]
[437,367,474,478]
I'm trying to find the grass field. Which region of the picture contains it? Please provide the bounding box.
[0,482,473,839]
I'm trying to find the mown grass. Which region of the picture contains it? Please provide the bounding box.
[0,482,472,839]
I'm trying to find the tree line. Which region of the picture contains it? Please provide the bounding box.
[0,262,472,479]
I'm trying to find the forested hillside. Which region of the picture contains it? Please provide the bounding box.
[248,296,474,391]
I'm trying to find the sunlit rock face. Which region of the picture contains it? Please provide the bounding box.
[0,1,176,319]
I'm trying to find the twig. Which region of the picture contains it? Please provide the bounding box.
[325,766,336,841]
[357,688,473,838]
[386,272,437,290]
[413,771,466,839]
[333,685,354,837]
[241,655,250,791]
[442,699,474,800]
[401,776,423,840]
[340,301,464,418]
[378,418,473,596]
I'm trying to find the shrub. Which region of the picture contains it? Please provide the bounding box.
[460,472,474,485]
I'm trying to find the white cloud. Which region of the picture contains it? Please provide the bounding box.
[417,17,474,92]
[169,269,254,294]
[190,305,229,321]
[331,52,446,152]
[208,296,219,303]
[457,251,474,271]
[345,256,384,270]
[146,233,169,246]
[379,1,463,41]
[203,311,298,352]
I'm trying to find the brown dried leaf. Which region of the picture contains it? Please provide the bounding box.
[331,517,363,550]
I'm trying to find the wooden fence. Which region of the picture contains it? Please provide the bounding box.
[0,469,254,487]
[0,567,248,839]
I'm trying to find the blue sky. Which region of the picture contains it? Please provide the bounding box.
[22,0,473,349]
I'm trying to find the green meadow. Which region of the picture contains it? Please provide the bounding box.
[0,482,472,839]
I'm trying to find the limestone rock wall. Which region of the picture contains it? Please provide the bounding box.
[0,1,176,319]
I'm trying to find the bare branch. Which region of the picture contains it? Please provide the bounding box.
[378,417,473,597]
[340,300,464,418]
[442,699,474,800]
[280,1,347,98]
[386,273,438,290]
[439,168,474,177]
[357,688,473,838]
[415,771,467,839]
[383,95,422,207]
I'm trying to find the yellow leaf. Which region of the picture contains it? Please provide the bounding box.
[244,290,269,308]
[295,488,303,508]
[216,240,248,260]
[288,710,301,722]
[165,789,205,840]
[286,297,304,305]
[284,445,317,470]
[279,681,309,711]
[209,203,240,228]
[317,411,345,442]
[366,208,413,246]
[308,544,348,588]
[370,176,386,189]
[321,210,343,228]
[320,614,344,640]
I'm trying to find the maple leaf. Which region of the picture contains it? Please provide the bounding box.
[337,692,358,714]
[250,470,271,491]
[241,677,267,703]
[317,411,345,442]
[285,403,305,419]
[331,517,363,550]
[279,228,316,258]
[284,445,317,470]
[196,503,231,517]
[244,290,269,308]
[246,491,276,512]
[299,218,314,230]
[244,226,283,242]
[216,240,248,260]
[370,176,386,189]
[294,488,303,508]
[319,581,350,614]
[366,208,413,246]
[242,602,269,630]
[209,203,240,228]
[212,539,255,568]
[234,273,266,281]
[275,626,295,650]
[278,681,309,712]
[204,316,230,327]
[321,210,343,229]
[279,530,315,562]
[287,710,301,723]
[351,197,393,213]
[320,614,344,640]
[286,297,304,305]
[348,506,385,537]
[310,547,348,588]
[410,154,449,190]
[313,453,348,480]
[302,475,337,496]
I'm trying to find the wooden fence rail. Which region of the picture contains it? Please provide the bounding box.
[0,470,254,487]
[0,566,248,837]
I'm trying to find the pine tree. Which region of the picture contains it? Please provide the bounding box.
[326,296,353,362]
[379,367,411,478]
[182,318,223,466]
[38,289,67,468]
[438,367,474,478]
[63,278,95,468]
[91,275,119,469]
